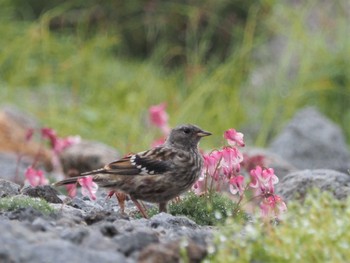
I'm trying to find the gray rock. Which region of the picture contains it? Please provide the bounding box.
[0,220,128,263]
[114,231,159,256]
[60,227,89,244]
[59,140,120,175]
[0,179,20,197]
[277,169,350,201]
[78,225,126,253]
[61,190,137,218]
[27,241,128,263]
[100,222,119,237]
[31,217,54,232]
[50,203,86,226]
[113,219,136,232]
[0,200,214,263]
[68,196,104,212]
[0,153,33,183]
[135,217,212,262]
[138,239,207,263]
[21,185,62,204]
[132,213,212,246]
[148,212,199,229]
[1,104,40,130]
[269,107,350,172]
[5,207,46,222]
[84,209,121,225]
[0,187,214,263]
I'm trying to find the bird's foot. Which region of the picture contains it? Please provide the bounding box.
[131,197,149,219]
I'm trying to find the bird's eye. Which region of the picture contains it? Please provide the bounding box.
[183,128,191,134]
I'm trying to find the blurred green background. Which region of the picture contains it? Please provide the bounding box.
[1,0,349,152]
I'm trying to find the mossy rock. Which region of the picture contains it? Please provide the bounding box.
[0,195,55,215]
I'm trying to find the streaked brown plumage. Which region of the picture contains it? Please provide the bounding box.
[53,124,211,215]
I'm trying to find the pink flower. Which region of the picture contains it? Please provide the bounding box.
[229,175,245,196]
[221,147,243,177]
[66,184,77,198]
[248,166,287,218]
[41,127,80,154]
[24,166,48,186]
[260,195,287,218]
[77,176,98,200]
[249,166,278,193]
[64,177,98,200]
[149,103,170,135]
[53,136,81,154]
[224,128,245,147]
[192,176,205,195]
[41,127,57,145]
[203,151,222,180]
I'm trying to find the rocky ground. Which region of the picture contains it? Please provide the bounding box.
[0,182,211,263]
[1,105,350,263]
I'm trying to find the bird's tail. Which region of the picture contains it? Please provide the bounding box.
[81,168,106,176]
[53,168,106,187]
[52,176,83,186]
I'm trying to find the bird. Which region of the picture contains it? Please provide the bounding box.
[53,124,211,217]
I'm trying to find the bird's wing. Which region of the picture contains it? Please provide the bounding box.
[102,147,175,176]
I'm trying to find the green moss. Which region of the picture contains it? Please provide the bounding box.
[0,196,55,215]
[169,191,246,226]
[206,190,350,262]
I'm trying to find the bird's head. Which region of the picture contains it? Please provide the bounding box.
[165,124,211,150]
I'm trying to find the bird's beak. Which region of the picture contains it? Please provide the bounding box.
[197,130,212,137]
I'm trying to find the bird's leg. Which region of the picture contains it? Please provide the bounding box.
[106,190,127,214]
[159,202,168,213]
[115,192,126,214]
[131,197,148,219]
[106,190,115,200]
[140,201,147,210]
